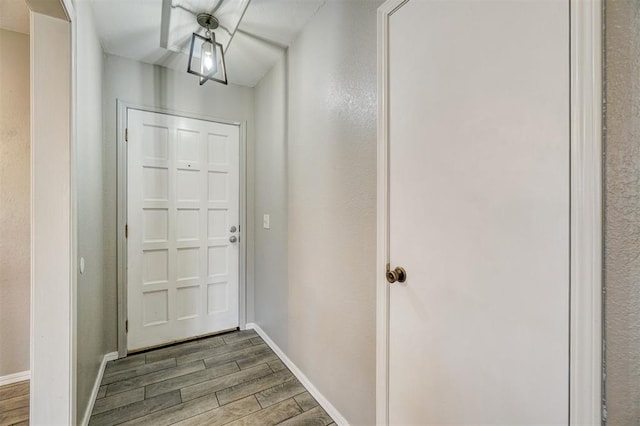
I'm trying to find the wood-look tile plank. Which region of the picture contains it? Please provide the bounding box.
[175,338,253,366]
[83,330,333,426]
[96,385,107,399]
[277,406,334,426]
[0,405,29,425]
[249,337,263,345]
[203,344,271,369]
[236,351,279,370]
[88,390,181,426]
[293,391,318,412]
[171,395,261,426]
[104,353,146,375]
[0,393,29,413]
[103,358,176,384]
[145,336,225,364]
[221,330,257,344]
[10,420,29,426]
[224,398,302,426]
[106,360,205,396]
[180,364,273,402]
[145,360,239,399]
[0,381,28,401]
[255,379,306,408]
[118,393,219,426]
[268,360,286,373]
[216,369,293,406]
[91,387,145,416]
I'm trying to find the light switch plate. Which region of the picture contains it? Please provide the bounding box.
[263,214,270,229]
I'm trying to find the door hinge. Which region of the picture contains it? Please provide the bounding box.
[125,320,128,333]
[125,128,128,142]
[125,224,128,238]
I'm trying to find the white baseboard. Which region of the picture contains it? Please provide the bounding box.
[245,323,349,426]
[80,351,118,426]
[0,370,30,386]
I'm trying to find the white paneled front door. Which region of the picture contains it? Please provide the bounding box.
[382,0,570,424]
[127,109,240,351]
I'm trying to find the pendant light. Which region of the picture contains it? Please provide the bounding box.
[187,13,228,85]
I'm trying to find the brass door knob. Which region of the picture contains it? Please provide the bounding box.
[386,266,407,284]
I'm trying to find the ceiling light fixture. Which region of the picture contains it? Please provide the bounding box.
[187,13,227,86]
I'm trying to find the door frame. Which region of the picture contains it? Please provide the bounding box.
[116,100,248,357]
[376,0,603,424]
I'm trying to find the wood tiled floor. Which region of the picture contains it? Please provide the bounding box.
[90,329,336,426]
[0,380,29,426]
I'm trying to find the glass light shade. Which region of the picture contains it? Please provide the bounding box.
[187,32,227,85]
[200,41,218,77]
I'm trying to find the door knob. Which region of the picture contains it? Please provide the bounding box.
[230,226,237,233]
[386,265,407,284]
[229,236,238,243]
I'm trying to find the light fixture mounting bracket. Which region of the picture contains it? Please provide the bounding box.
[197,13,219,31]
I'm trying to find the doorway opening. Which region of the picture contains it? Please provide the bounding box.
[117,103,248,356]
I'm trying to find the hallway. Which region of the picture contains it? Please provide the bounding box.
[89,330,335,425]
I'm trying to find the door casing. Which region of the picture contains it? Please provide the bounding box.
[376,0,603,424]
[116,100,248,357]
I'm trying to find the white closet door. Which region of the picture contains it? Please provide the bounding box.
[127,109,240,351]
[386,0,570,424]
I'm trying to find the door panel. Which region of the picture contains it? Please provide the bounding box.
[387,0,569,424]
[127,109,240,351]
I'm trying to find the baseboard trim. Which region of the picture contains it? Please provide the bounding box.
[245,323,349,426]
[80,351,118,426]
[0,370,30,386]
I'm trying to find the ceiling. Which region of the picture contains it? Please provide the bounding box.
[0,0,30,34]
[89,0,327,87]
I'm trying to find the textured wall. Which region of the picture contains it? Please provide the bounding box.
[0,28,30,377]
[254,53,289,349]
[286,1,380,423]
[604,0,640,423]
[75,2,109,420]
[103,54,256,353]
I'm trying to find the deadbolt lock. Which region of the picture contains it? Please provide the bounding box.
[386,265,407,284]
[230,226,237,233]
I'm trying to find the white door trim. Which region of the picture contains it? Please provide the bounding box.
[375,0,603,424]
[116,101,248,358]
[569,0,603,424]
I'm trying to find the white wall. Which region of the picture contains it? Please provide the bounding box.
[30,11,72,424]
[287,3,379,423]
[253,1,381,424]
[102,54,256,349]
[254,53,288,349]
[75,1,108,421]
[0,27,30,379]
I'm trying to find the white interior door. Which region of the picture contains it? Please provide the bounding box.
[385,0,570,424]
[127,109,240,351]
